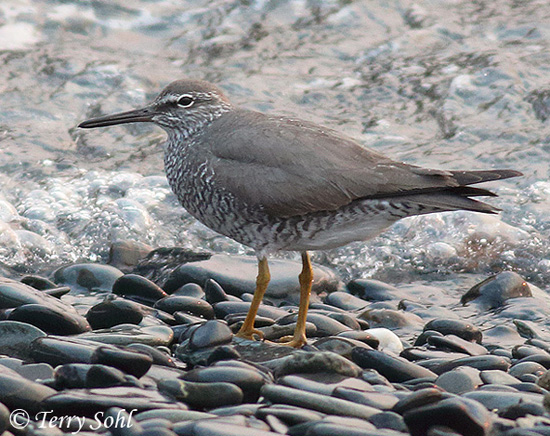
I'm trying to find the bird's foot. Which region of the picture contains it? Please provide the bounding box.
[277,334,307,348]
[235,328,265,341]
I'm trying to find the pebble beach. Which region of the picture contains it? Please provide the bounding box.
[1,1,550,435]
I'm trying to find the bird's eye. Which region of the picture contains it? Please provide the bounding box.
[177,95,195,108]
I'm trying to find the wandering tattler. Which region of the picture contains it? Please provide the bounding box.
[79,79,521,347]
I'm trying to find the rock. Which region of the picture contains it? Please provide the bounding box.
[347,279,404,301]
[431,355,511,375]
[351,348,437,382]
[54,363,137,389]
[77,324,173,347]
[162,254,341,301]
[403,397,493,436]
[204,279,231,304]
[8,303,91,335]
[358,308,423,329]
[364,328,403,353]
[461,272,531,308]
[189,320,233,350]
[261,385,380,419]
[435,366,482,394]
[91,346,153,378]
[423,319,483,343]
[0,372,57,414]
[53,263,124,292]
[154,296,214,319]
[276,313,351,336]
[324,291,369,311]
[112,274,167,305]
[0,320,46,360]
[86,297,145,329]
[427,334,488,356]
[158,379,243,409]
[173,283,205,299]
[269,351,362,378]
[108,240,153,271]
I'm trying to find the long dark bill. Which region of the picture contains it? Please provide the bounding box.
[78,106,154,128]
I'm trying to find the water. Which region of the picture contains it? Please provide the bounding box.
[0,0,548,294]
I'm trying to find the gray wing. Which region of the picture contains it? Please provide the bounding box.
[204,109,515,218]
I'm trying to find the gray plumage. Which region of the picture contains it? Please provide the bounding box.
[79,79,521,255]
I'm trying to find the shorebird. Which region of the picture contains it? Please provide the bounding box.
[79,79,521,347]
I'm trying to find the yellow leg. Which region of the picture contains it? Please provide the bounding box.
[279,251,313,348]
[236,256,270,340]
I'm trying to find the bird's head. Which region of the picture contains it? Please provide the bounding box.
[78,79,232,135]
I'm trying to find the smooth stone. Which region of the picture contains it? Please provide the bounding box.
[461,271,531,308]
[204,279,230,304]
[499,401,547,419]
[364,328,403,353]
[480,370,521,386]
[0,358,53,381]
[43,387,186,417]
[0,372,56,413]
[333,387,399,410]
[313,337,373,359]
[326,312,361,330]
[54,363,135,389]
[208,403,263,416]
[0,320,46,360]
[105,407,144,435]
[368,411,407,432]
[435,366,482,394]
[401,347,469,362]
[335,331,376,347]
[86,297,144,329]
[158,379,243,409]
[351,348,437,382]
[276,313,351,336]
[293,422,402,435]
[173,312,205,325]
[181,421,281,436]
[182,366,268,402]
[8,303,91,335]
[279,373,373,397]
[261,384,380,419]
[108,240,153,271]
[423,319,483,343]
[188,320,233,350]
[392,388,452,415]
[134,409,215,422]
[324,291,369,311]
[214,301,289,320]
[53,263,124,292]
[255,404,324,425]
[162,254,340,300]
[403,397,492,436]
[173,283,205,298]
[269,351,361,378]
[347,279,404,301]
[21,275,58,290]
[144,364,186,382]
[428,334,488,356]
[91,346,153,378]
[30,336,100,366]
[112,274,167,305]
[126,344,176,368]
[358,308,423,329]
[77,324,174,347]
[414,330,444,346]
[0,278,75,312]
[516,354,550,368]
[513,344,550,359]
[431,355,511,375]
[154,296,214,319]
[464,390,544,411]
[0,402,8,435]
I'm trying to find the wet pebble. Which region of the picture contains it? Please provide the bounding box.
[214,301,289,320]
[276,312,352,336]
[324,291,369,311]
[188,320,233,350]
[431,355,511,374]
[86,297,145,329]
[78,324,173,347]
[461,271,531,308]
[158,379,243,409]
[54,363,138,389]
[173,283,205,298]
[154,296,214,319]
[423,318,483,343]
[347,279,405,301]
[0,372,57,413]
[112,274,167,305]
[53,263,124,292]
[204,279,232,304]
[91,346,153,378]
[435,366,482,394]
[351,348,437,382]
[0,320,46,360]
[268,351,362,378]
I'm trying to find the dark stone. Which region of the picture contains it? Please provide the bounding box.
[53,263,124,292]
[333,387,399,410]
[162,254,341,300]
[54,363,137,389]
[431,355,511,375]
[392,388,451,415]
[20,275,58,290]
[126,343,176,367]
[112,274,167,305]
[108,240,153,271]
[91,346,153,378]
[403,397,492,436]
[261,384,379,419]
[0,320,46,360]
[206,345,242,365]
[464,391,544,412]
[214,301,289,320]
[276,313,351,336]
[435,367,482,394]
[423,319,483,343]
[0,402,8,435]
[86,297,144,329]
[0,372,56,414]
[0,277,73,311]
[105,407,144,436]
[336,331,379,348]
[173,283,204,298]
[188,320,233,350]
[270,351,361,378]
[428,334,488,356]
[358,308,423,329]
[154,296,214,319]
[30,336,99,366]
[158,379,243,409]
[499,401,546,419]
[255,404,324,425]
[324,291,369,311]
[351,348,437,382]
[8,303,90,335]
[368,411,407,432]
[347,279,404,301]
[182,366,268,402]
[480,370,520,385]
[461,272,531,308]
[204,279,230,304]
